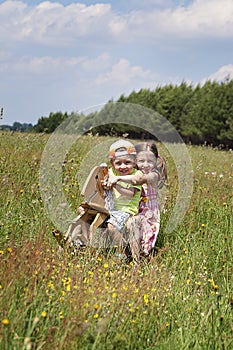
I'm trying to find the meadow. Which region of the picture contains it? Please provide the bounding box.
[0,132,232,350]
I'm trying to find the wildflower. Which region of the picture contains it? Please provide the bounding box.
[103,263,109,268]
[23,337,31,349]
[0,250,4,254]
[93,314,99,319]
[144,294,149,305]
[94,304,99,310]
[112,292,117,298]
[33,317,39,325]
[47,281,54,289]
[41,311,47,318]
[2,319,9,325]
[7,247,12,253]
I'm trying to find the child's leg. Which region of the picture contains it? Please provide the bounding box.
[107,223,126,250]
[126,216,143,262]
[81,221,89,243]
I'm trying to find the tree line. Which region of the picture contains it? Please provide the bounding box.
[2,79,233,147]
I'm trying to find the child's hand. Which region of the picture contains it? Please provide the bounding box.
[105,176,119,189]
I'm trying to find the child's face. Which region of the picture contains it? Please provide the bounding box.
[136,151,157,174]
[111,156,135,176]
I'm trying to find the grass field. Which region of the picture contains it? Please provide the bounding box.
[0,132,232,350]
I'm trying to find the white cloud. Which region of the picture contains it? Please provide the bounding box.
[96,58,153,85]
[0,52,112,77]
[81,53,111,72]
[201,64,233,84]
[126,0,233,40]
[0,0,233,48]
[0,1,112,45]
[164,0,233,37]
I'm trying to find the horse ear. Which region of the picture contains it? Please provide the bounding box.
[95,164,109,199]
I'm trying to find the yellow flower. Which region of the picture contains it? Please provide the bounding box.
[41,311,47,318]
[112,292,117,298]
[103,263,109,268]
[94,304,99,310]
[143,294,149,305]
[93,314,99,319]
[2,319,9,325]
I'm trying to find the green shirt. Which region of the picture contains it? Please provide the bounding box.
[109,168,142,215]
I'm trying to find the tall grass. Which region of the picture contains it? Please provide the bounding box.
[0,132,232,349]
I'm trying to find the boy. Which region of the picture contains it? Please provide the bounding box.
[104,139,142,250]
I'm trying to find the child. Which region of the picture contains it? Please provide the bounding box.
[107,141,167,260]
[104,139,142,251]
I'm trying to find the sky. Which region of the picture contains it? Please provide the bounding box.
[0,0,233,125]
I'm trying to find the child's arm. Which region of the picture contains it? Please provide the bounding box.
[107,171,159,188]
[113,183,139,198]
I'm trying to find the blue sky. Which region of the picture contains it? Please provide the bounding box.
[0,0,233,125]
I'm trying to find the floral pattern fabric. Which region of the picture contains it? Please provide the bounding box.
[138,184,160,255]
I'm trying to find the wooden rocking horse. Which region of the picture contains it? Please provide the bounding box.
[62,164,110,248]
